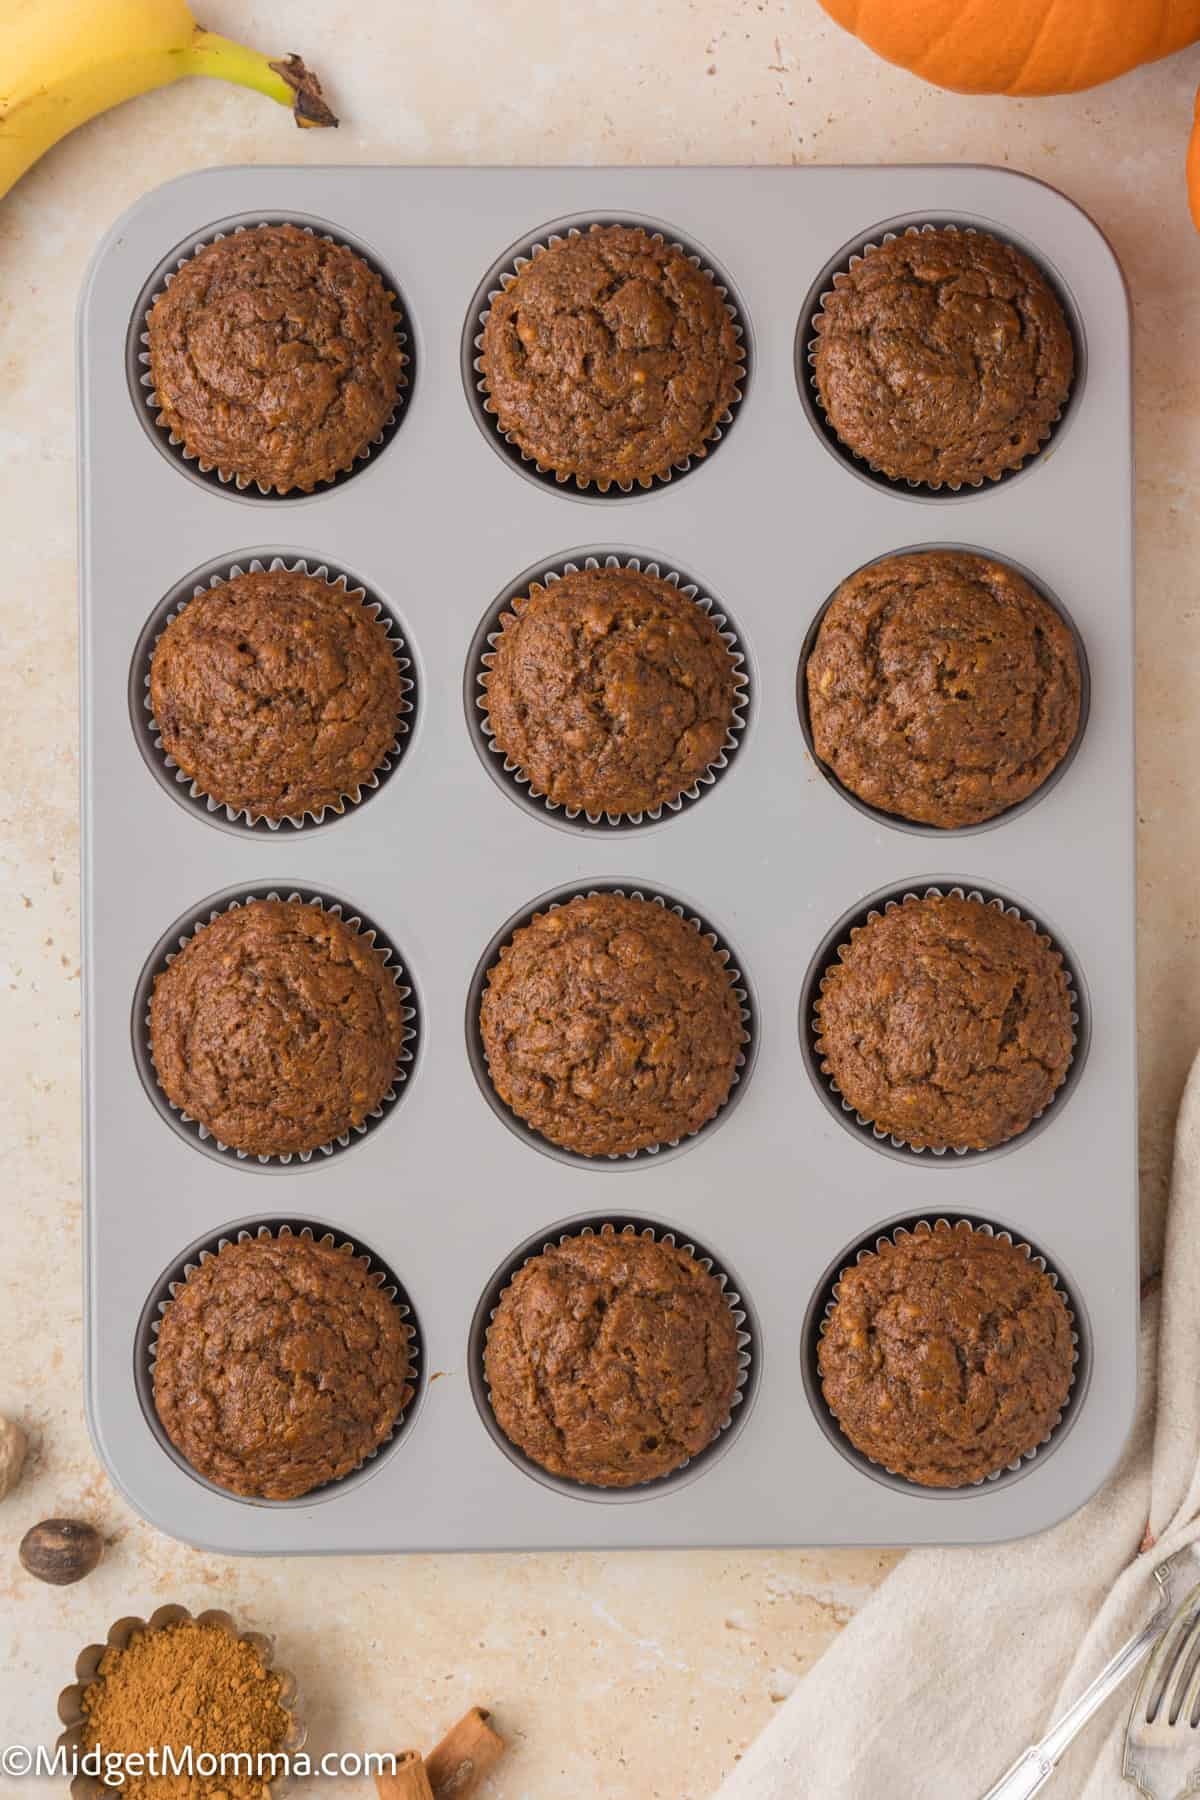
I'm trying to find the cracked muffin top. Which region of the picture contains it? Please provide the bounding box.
[479,892,745,1157]
[813,893,1073,1151]
[482,563,739,817]
[147,224,405,493]
[153,1233,414,1500]
[806,550,1081,828]
[149,898,406,1159]
[478,223,742,489]
[149,568,404,824]
[818,1222,1074,1487]
[812,228,1073,488]
[484,1229,741,1486]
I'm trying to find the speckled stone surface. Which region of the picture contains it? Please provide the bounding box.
[0,2,1190,1792]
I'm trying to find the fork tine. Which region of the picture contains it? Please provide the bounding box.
[1143,1594,1200,1723]
[1167,1618,1200,1725]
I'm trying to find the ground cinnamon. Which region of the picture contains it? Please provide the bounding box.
[81,1618,289,1800]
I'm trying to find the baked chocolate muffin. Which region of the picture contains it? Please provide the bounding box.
[153,1233,414,1500]
[149,898,406,1158]
[814,893,1073,1150]
[147,224,405,493]
[485,1229,741,1486]
[478,224,742,489]
[483,564,739,817]
[149,568,404,823]
[806,550,1081,828]
[812,228,1074,488]
[818,1222,1074,1487]
[479,893,744,1157]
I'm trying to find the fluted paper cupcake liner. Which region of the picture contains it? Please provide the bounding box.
[471,553,749,828]
[136,1221,422,1506]
[804,222,1075,495]
[474,1217,756,1499]
[814,1216,1081,1491]
[136,889,419,1166]
[57,1603,306,1799]
[134,218,411,497]
[136,555,416,832]
[470,884,755,1167]
[468,220,747,495]
[806,884,1083,1160]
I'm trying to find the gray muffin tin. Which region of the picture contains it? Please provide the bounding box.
[78,165,1135,1553]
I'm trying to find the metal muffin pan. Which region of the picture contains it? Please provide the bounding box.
[79,165,1135,1552]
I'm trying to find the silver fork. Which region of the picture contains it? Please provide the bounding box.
[980,1559,1185,1799]
[1123,1576,1200,1797]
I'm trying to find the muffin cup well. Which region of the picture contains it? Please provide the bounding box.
[464,216,748,498]
[798,219,1082,498]
[804,1216,1084,1495]
[801,883,1086,1162]
[133,887,420,1168]
[130,215,412,499]
[57,1604,306,1799]
[468,551,750,830]
[469,1216,758,1503]
[795,542,1091,839]
[466,882,757,1169]
[134,555,416,834]
[134,1220,424,1508]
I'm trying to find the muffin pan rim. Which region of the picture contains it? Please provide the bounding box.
[464,545,753,834]
[133,1216,427,1509]
[795,540,1092,839]
[81,162,1136,1553]
[793,213,1088,502]
[129,550,420,836]
[467,1212,761,1505]
[464,878,759,1169]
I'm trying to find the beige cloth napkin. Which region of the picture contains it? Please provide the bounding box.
[718,1051,1200,1800]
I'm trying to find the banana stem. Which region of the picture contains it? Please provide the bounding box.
[184,29,338,127]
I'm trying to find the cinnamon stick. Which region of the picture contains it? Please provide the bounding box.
[424,1707,506,1798]
[376,1749,435,1800]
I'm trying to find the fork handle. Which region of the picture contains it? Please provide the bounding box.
[979,1619,1162,1799]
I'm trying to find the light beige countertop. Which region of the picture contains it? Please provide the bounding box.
[1,3,1197,1792]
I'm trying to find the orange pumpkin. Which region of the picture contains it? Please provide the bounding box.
[818,0,1200,96]
[1189,83,1200,229]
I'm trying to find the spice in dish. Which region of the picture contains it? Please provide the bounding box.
[146,223,405,493]
[153,1234,414,1501]
[814,892,1074,1150]
[479,892,744,1157]
[811,227,1073,488]
[483,563,739,817]
[818,1222,1074,1487]
[806,549,1081,828]
[148,897,406,1159]
[149,567,404,824]
[478,223,741,488]
[485,1229,741,1486]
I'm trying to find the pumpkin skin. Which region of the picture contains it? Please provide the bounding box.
[818,0,1200,96]
[1189,82,1200,230]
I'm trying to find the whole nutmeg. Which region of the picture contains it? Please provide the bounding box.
[0,1416,26,1500]
[19,1518,103,1586]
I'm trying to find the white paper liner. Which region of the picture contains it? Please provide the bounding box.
[482,1220,754,1492]
[817,1217,1080,1489]
[57,1605,305,1799]
[471,222,747,494]
[474,554,749,826]
[140,556,415,830]
[477,886,754,1163]
[810,884,1080,1158]
[141,890,417,1164]
[806,222,1072,494]
[137,219,410,495]
[142,1222,420,1505]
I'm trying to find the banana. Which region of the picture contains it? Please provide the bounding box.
[0,0,336,202]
